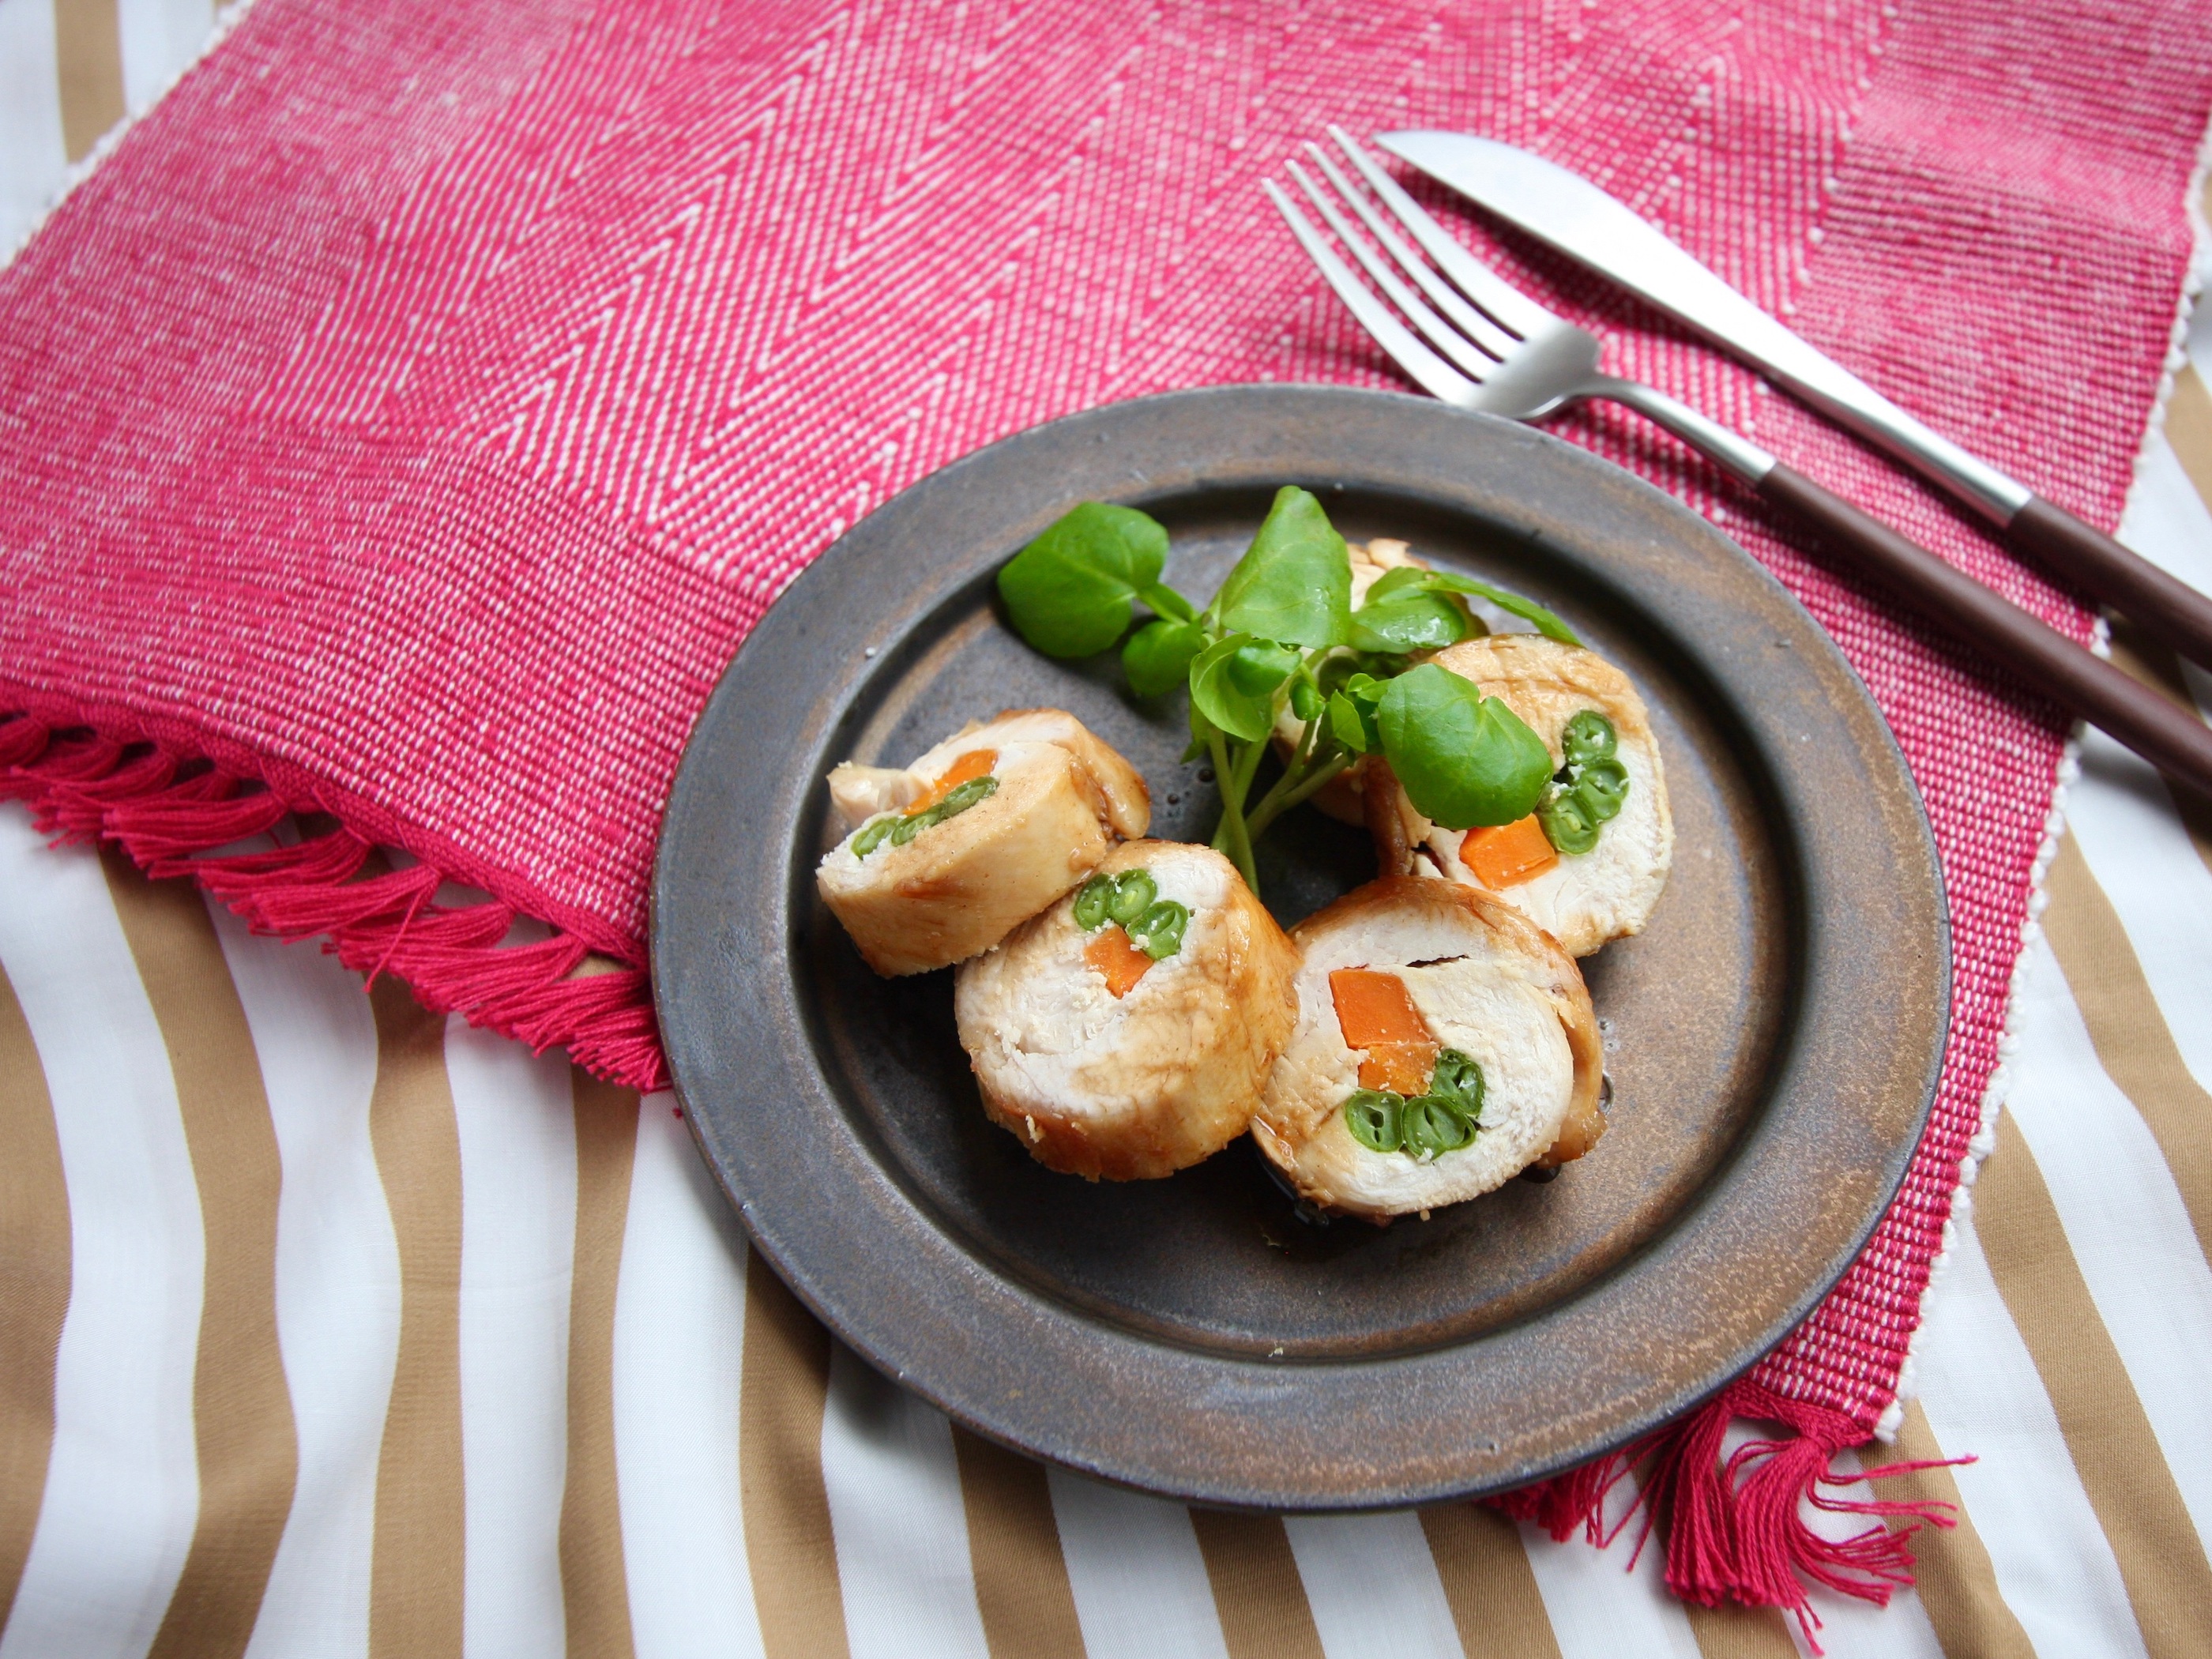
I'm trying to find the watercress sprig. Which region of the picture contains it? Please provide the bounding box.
[995,487,1566,894]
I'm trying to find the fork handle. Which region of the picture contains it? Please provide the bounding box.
[1760,465,2212,796]
[2007,496,2212,675]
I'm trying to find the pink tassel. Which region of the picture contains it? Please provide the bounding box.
[0,717,49,769]
[1493,1376,1964,1653]
[0,703,667,1092]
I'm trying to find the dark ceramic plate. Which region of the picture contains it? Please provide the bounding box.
[652,386,1947,1510]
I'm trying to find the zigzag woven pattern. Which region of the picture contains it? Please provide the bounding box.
[1,0,2206,1469]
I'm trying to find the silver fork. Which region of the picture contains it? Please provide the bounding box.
[1263,129,1768,483]
[1263,127,2212,799]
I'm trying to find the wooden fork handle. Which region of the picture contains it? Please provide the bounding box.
[2007,495,2212,675]
[1759,465,2212,797]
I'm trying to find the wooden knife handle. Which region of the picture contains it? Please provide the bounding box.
[1759,465,2212,797]
[2007,495,2212,675]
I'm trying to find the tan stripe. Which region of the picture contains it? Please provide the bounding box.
[560,1071,640,1659]
[52,0,125,160]
[367,978,465,1659]
[947,1428,1087,1657]
[739,1251,849,1659]
[99,856,298,1659]
[1973,1128,2212,1658]
[2102,622,2212,882]
[2041,837,2212,1257]
[0,962,70,1635]
[1876,1401,2036,1659]
[1682,1599,1798,1659]
[1187,1511,1324,1659]
[1418,1504,1560,1659]
[2164,362,2212,525]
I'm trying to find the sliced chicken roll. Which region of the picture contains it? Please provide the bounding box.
[817,709,1149,976]
[1367,635,1672,957]
[954,841,1300,1181]
[1253,877,1604,1219]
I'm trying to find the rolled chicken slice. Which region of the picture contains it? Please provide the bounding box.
[1252,876,1604,1219]
[954,840,1300,1180]
[817,709,1149,976]
[1367,634,1672,957]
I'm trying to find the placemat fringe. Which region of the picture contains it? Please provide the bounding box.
[0,710,668,1091]
[1492,1375,1962,1652]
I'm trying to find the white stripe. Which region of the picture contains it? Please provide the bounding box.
[2114,426,2212,598]
[211,904,397,1659]
[1911,1202,2148,1657]
[2063,736,2212,1095]
[1518,1509,1701,1659]
[445,1018,577,1659]
[1281,1511,1464,1659]
[1044,1470,1228,1659]
[0,813,203,1659]
[819,1344,989,1659]
[115,0,213,114]
[0,0,68,258]
[613,1096,766,1659]
[2003,934,2212,1552]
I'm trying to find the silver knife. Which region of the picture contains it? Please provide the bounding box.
[1379,128,2212,672]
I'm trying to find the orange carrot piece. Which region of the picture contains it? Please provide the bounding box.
[1328,969,1438,1094]
[1085,925,1154,999]
[1460,813,1559,890]
[910,747,997,812]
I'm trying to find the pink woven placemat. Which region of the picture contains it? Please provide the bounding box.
[2,0,2207,1623]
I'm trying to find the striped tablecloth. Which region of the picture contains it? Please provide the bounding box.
[6,6,2212,1657]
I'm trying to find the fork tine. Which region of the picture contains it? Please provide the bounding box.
[1300,143,1519,363]
[1285,161,1495,382]
[1326,126,1554,341]
[1261,180,1476,405]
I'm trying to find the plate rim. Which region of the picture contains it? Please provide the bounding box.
[651,383,1951,1510]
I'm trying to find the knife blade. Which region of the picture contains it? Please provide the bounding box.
[1378,128,2212,672]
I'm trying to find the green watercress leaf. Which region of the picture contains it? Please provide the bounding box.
[1377,663,1552,829]
[1348,587,1469,653]
[1213,487,1352,649]
[1190,634,1299,742]
[1140,583,1196,623]
[1325,671,1387,754]
[1416,573,1580,645]
[1123,618,1206,698]
[996,502,1173,658]
[1361,565,1434,604]
[1327,690,1374,754]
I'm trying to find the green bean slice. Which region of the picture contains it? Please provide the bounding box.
[934,776,999,818]
[1427,1048,1484,1118]
[852,816,897,858]
[1402,1093,1477,1159]
[1561,709,1617,767]
[877,775,999,851]
[1107,869,1158,925]
[1127,899,1188,960]
[1073,874,1115,930]
[1537,786,1600,855]
[1574,758,1629,822]
[1343,1089,1405,1153]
